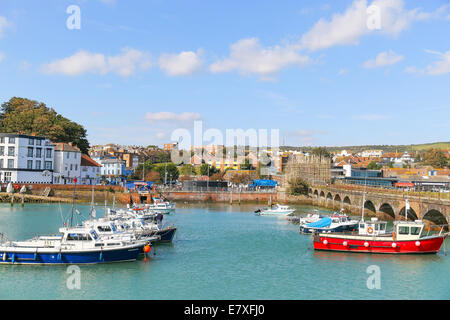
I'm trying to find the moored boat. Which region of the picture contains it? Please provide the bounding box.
[0,227,146,265]
[255,204,295,216]
[300,213,359,234]
[312,218,448,254]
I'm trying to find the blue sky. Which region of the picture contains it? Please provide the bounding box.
[0,0,449,147]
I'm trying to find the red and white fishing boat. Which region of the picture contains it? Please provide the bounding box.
[312,197,448,254]
[312,218,448,254]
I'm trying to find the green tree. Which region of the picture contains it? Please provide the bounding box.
[422,148,447,168]
[367,161,381,170]
[200,164,219,176]
[179,164,195,176]
[154,163,179,183]
[288,178,309,196]
[311,147,331,158]
[240,158,254,170]
[0,97,90,153]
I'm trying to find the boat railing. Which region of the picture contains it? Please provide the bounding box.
[421,224,449,238]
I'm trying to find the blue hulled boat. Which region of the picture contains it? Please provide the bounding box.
[0,227,145,265]
[299,214,359,234]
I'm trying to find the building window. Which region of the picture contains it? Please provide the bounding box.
[0,137,4,143]
[46,148,52,158]
[8,137,15,144]
[75,164,78,170]
[4,172,11,181]
[36,160,41,170]
[7,159,14,168]
[8,147,14,156]
[27,160,33,169]
[36,139,41,146]
[27,147,34,157]
[45,161,52,170]
[70,164,73,170]
[29,138,34,145]
[0,159,3,168]
[36,148,42,158]
[67,152,70,159]
[0,146,3,156]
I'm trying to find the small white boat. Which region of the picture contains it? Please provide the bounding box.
[255,204,296,216]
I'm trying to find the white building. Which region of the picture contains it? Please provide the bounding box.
[80,154,102,185]
[53,142,81,184]
[99,158,125,176]
[0,133,54,183]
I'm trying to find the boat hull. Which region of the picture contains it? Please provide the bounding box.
[155,226,177,243]
[313,235,445,254]
[0,244,145,265]
[300,223,358,234]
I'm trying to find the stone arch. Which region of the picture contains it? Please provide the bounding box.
[313,190,318,198]
[319,191,325,199]
[378,203,395,220]
[363,200,377,216]
[334,194,341,202]
[326,192,333,200]
[398,206,418,221]
[422,209,448,228]
[308,188,313,195]
[343,196,351,205]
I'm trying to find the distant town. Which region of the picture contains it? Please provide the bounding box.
[1,131,449,194]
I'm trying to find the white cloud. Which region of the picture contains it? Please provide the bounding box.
[41,48,151,77]
[144,112,202,123]
[209,38,310,80]
[156,132,167,139]
[405,50,450,76]
[299,0,441,51]
[158,50,203,76]
[338,68,348,75]
[0,16,9,37]
[423,50,450,75]
[363,50,404,68]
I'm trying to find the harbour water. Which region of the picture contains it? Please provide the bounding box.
[0,203,448,300]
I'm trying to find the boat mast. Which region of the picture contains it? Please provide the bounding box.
[361,175,367,222]
[70,178,78,227]
[90,184,95,221]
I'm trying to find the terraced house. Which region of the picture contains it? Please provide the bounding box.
[0,133,54,183]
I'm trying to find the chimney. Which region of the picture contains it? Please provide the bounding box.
[68,142,73,146]
[31,132,36,136]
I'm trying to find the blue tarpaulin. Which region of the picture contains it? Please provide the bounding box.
[249,179,277,188]
[305,217,332,228]
[125,181,154,191]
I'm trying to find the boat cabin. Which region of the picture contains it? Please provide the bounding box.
[58,227,100,242]
[358,218,388,236]
[393,220,424,241]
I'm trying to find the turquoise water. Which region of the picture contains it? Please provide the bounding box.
[0,203,448,300]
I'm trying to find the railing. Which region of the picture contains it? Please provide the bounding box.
[158,186,277,193]
[312,183,450,202]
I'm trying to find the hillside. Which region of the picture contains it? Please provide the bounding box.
[280,142,450,153]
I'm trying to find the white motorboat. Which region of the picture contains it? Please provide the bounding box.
[255,204,296,216]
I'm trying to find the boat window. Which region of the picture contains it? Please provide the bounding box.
[110,224,117,232]
[410,227,421,235]
[90,231,99,240]
[67,233,91,241]
[375,224,379,230]
[398,226,409,235]
[97,226,112,232]
[380,224,386,231]
[359,223,365,229]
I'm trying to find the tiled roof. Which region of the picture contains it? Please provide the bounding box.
[53,142,81,152]
[81,154,102,167]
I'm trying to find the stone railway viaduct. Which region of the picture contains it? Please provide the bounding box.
[309,185,449,227]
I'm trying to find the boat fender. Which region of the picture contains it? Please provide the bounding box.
[323,239,328,245]
[99,251,103,261]
[2,253,6,261]
[392,232,396,241]
[364,242,369,247]
[33,252,37,260]
[415,241,421,247]
[11,253,15,263]
[392,242,397,248]
[143,244,151,253]
[343,241,348,247]
[57,251,62,261]
[367,227,374,234]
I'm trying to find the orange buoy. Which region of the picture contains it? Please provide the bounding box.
[143,244,151,253]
